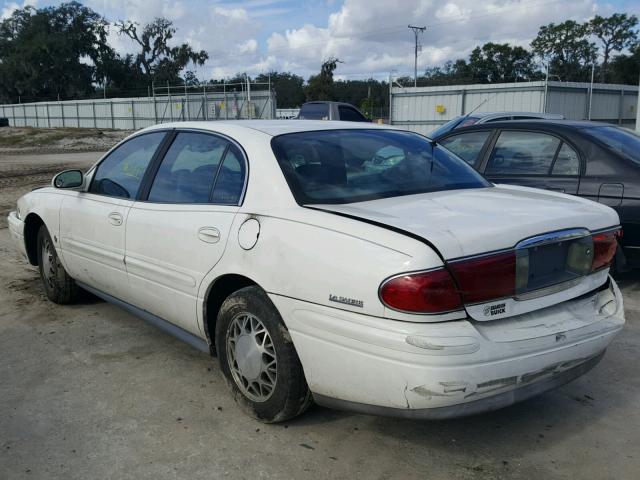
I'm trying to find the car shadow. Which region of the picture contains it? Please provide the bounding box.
[292,378,622,456]
[613,269,640,291]
[75,286,104,305]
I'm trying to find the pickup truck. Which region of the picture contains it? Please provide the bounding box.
[297,101,369,122]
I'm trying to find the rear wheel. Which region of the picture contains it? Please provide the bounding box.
[37,225,78,304]
[215,286,312,422]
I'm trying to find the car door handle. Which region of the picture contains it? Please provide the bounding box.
[198,227,221,244]
[108,212,123,226]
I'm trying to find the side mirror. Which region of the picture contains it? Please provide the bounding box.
[53,170,83,189]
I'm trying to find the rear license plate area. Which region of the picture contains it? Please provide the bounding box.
[516,234,593,296]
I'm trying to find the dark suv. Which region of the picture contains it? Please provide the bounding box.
[434,120,640,269]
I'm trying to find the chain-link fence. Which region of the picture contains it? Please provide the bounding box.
[0,82,276,130]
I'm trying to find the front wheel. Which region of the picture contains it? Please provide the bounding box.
[37,225,78,304]
[215,286,312,423]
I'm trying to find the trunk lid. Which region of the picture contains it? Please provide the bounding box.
[316,184,619,320]
[315,184,619,260]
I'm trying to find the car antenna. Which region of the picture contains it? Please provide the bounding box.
[463,93,498,119]
[430,93,498,146]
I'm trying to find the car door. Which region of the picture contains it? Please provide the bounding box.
[481,130,581,194]
[437,130,494,168]
[124,131,246,336]
[59,131,167,302]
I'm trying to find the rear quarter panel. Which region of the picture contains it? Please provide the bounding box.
[197,207,464,326]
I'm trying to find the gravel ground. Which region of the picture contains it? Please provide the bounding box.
[0,151,639,480]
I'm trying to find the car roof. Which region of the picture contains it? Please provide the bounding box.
[470,112,563,119]
[140,119,389,137]
[435,119,617,136]
[302,101,357,107]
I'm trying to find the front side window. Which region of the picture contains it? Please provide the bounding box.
[90,132,165,199]
[439,131,491,166]
[148,132,235,204]
[486,131,560,175]
[271,129,490,205]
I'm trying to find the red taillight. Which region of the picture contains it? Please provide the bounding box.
[591,230,619,271]
[448,252,516,304]
[379,268,462,313]
[380,229,619,315]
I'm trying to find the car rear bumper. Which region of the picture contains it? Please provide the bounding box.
[270,277,624,418]
[7,211,27,260]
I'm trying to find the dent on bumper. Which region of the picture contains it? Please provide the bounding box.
[271,277,624,416]
[314,352,605,420]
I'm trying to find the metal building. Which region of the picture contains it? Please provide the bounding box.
[389,80,638,135]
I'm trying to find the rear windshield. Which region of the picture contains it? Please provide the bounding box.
[271,129,491,205]
[583,126,640,166]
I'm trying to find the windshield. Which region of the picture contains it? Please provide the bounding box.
[271,129,491,205]
[583,126,640,166]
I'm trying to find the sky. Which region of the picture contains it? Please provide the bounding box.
[2,0,640,80]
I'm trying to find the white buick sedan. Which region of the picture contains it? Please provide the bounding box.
[8,121,625,422]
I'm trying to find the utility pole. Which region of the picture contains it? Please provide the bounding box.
[588,63,595,120]
[408,25,426,88]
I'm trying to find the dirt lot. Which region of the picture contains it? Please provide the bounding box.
[1,151,639,480]
[0,127,131,154]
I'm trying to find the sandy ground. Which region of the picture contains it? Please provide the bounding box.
[0,128,131,154]
[0,152,639,480]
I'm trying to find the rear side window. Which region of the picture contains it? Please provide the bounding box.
[90,132,165,199]
[299,103,329,120]
[552,143,580,175]
[439,131,491,166]
[338,106,368,122]
[146,132,245,205]
[486,131,560,175]
[148,133,228,203]
[211,146,246,204]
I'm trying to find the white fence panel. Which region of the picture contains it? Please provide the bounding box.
[1,88,276,130]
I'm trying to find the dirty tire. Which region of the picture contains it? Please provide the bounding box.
[216,286,312,423]
[36,225,78,304]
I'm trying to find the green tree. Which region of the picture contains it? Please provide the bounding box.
[466,43,541,83]
[183,70,201,87]
[116,18,209,85]
[590,13,638,82]
[608,43,640,84]
[305,57,342,101]
[532,20,597,81]
[255,72,305,108]
[0,2,111,102]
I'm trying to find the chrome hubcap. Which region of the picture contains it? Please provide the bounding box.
[226,313,277,402]
[41,237,56,289]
